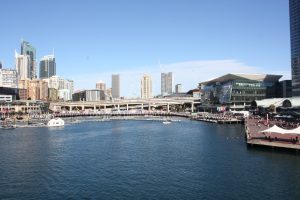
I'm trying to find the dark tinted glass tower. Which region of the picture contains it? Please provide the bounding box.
[290,0,300,96]
[39,55,56,79]
[21,40,36,79]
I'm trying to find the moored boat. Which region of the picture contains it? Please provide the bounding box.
[1,124,16,130]
[47,118,65,127]
[163,120,171,124]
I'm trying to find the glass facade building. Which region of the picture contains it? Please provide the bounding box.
[290,0,300,96]
[200,74,282,109]
[21,40,36,79]
[39,55,56,79]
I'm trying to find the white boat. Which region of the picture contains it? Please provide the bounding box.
[47,118,65,127]
[163,121,171,124]
[1,124,16,130]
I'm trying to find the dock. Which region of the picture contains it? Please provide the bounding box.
[245,118,300,151]
[191,114,244,124]
[246,139,300,150]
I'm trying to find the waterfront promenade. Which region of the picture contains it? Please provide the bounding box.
[52,110,244,124]
[245,118,300,150]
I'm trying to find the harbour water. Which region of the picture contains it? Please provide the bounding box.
[1,119,300,199]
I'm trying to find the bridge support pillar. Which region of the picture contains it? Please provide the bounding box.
[82,106,85,111]
[148,104,151,111]
[94,105,96,112]
[126,104,128,111]
[191,102,194,113]
[117,104,120,111]
[69,106,72,111]
[167,103,170,112]
[141,104,144,110]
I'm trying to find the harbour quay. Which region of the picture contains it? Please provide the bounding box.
[245,117,300,151]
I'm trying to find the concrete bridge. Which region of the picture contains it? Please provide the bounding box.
[50,97,201,113]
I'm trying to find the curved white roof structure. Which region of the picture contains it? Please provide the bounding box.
[260,125,288,134]
[252,97,300,108]
[260,125,300,135]
[282,97,300,108]
[200,73,282,85]
[253,98,286,108]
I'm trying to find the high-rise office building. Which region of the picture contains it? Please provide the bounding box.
[112,74,120,98]
[39,55,56,79]
[141,74,152,99]
[290,0,300,96]
[0,61,2,69]
[15,51,30,80]
[21,40,36,79]
[175,84,182,93]
[96,81,106,91]
[161,72,172,96]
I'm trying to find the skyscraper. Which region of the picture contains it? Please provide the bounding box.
[21,40,36,79]
[0,61,2,69]
[39,55,56,79]
[112,74,120,98]
[141,74,152,99]
[290,0,300,96]
[161,72,172,96]
[15,51,30,80]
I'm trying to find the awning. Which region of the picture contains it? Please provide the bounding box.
[260,125,300,135]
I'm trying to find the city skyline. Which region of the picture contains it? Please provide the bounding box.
[0,0,291,96]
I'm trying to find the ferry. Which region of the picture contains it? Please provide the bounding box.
[47,118,65,127]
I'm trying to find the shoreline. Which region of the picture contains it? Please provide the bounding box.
[1,111,245,129]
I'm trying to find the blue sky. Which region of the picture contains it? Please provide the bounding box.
[0,0,290,97]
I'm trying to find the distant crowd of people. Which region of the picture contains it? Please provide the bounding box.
[196,112,243,121]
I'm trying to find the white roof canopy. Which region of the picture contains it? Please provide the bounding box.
[260,125,300,135]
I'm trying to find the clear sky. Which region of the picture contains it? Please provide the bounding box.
[0,0,290,97]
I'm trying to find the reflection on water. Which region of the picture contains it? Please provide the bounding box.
[0,120,300,199]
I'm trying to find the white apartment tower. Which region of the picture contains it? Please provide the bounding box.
[141,74,152,99]
[15,51,30,80]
